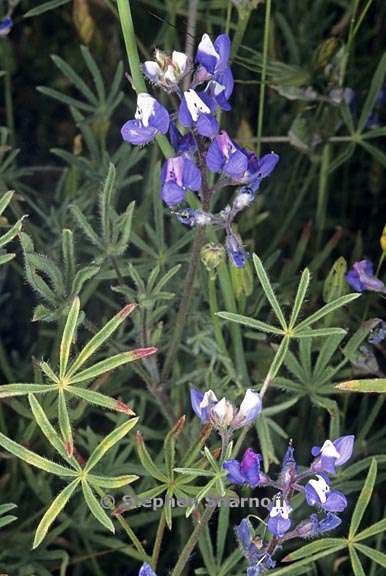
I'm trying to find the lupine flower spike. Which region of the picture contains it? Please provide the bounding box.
[226,437,355,572]
[120,31,280,268]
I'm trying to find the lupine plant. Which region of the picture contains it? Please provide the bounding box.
[1,1,386,576]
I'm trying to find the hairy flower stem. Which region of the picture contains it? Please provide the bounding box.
[151,509,167,568]
[160,227,206,384]
[116,0,173,158]
[160,139,211,387]
[170,505,216,576]
[256,0,272,157]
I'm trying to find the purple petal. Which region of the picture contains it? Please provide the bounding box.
[149,100,170,134]
[196,114,219,138]
[256,153,280,178]
[206,140,224,173]
[178,97,193,128]
[267,515,291,537]
[305,483,321,507]
[160,182,185,206]
[223,460,246,485]
[182,158,202,191]
[345,270,363,291]
[318,512,342,533]
[324,490,347,512]
[121,120,157,146]
[213,34,231,71]
[224,150,249,179]
[311,445,321,457]
[235,518,252,550]
[190,388,204,420]
[334,435,355,466]
[139,563,157,576]
[240,448,261,487]
[196,34,218,73]
[216,66,234,99]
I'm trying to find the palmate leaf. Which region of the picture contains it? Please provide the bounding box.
[1,401,139,547]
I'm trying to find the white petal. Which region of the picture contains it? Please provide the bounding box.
[238,389,260,414]
[212,398,234,425]
[143,61,162,81]
[309,476,330,503]
[198,33,219,60]
[135,93,156,127]
[320,440,340,459]
[172,51,188,73]
[200,389,218,408]
[184,89,210,122]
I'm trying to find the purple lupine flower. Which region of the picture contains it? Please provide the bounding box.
[190,388,218,424]
[305,474,347,512]
[178,89,219,137]
[346,260,386,293]
[190,388,262,429]
[195,33,234,101]
[0,16,12,37]
[295,512,342,539]
[231,389,263,428]
[316,512,342,533]
[268,495,292,537]
[223,448,262,487]
[240,151,280,186]
[369,319,386,344]
[121,93,169,146]
[235,519,276,572]
[160,156,201,206]
[311,435,355,475]
[142,50,189,91]
[168,123,196,155]
[206,131,248,179]
[225,232,248,268]
[139,563,156,576]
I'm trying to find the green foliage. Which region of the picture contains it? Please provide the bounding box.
[1,0,386,574]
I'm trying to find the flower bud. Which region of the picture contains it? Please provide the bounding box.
[201,243,226,274]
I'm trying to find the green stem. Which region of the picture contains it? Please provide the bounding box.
[116,0,173,158]
[217,263,250,386]
[160,227,206,383]
[151,510,166,568]
[256,0,272,157]
[170,506,216,576]
[208,275,227,354]
[339,0,360,87]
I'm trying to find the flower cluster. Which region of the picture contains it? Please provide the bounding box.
[190,387,262,432]
[225,436,354,574]
[121,33,279,267]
